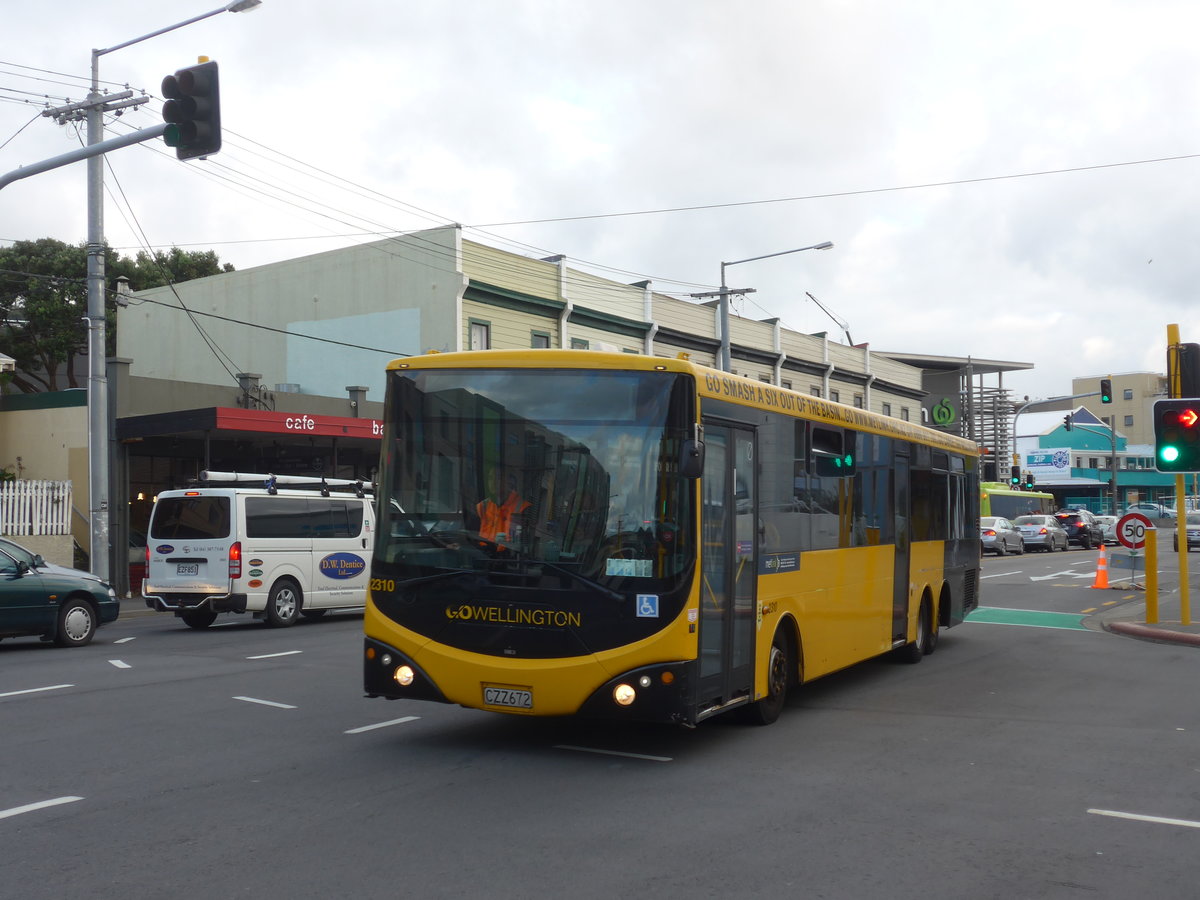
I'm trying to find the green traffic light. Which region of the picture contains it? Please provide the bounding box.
[1161,445,1181,464]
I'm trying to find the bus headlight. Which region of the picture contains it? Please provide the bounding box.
[394,665,415,687]
[638,675,652,688]
[613,683,636,706]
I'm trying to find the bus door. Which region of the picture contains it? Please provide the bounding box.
[697,421,757,712]
[891,446,911,643]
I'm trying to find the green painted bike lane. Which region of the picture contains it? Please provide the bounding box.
[966,607,1090,631]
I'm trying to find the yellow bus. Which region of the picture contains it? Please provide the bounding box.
[364,350,981,726]
[979,482,1055,519]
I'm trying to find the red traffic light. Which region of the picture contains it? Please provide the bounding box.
[1163,407,1199,428]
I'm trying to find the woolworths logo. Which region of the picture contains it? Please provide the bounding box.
[924,397,957,427]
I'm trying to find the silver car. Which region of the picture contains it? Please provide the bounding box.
[980,516,1024,556]
[1013,515,1070,552]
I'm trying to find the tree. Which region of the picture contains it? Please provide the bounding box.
[0,238,233,394]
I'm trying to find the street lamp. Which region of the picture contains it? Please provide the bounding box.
[716,241,833,373]
[84,0,262,581]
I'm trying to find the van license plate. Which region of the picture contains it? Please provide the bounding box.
[176,563,199,576]
[482,685,533,709]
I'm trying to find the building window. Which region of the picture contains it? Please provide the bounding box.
[469,320,490,350]
[1124,415,1134,427]
[759,375,772,383]
[571,337,589,350]
[531,331,551,348]
[830,390,840,403]
[882,402,892,417]
[901,407,910,421]
[1123,388,1133,400]
[810,385,821,398]
[781,380,792,390]
[853,394,864,408]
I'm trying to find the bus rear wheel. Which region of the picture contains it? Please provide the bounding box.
[896,598,932,664]
[746,627,792,726]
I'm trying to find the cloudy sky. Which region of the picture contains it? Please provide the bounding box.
[2,1,1197,400]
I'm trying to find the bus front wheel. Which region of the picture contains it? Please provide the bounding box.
[746,627,792,726]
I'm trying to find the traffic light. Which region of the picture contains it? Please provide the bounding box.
[1025,473,1036,490]
[1063,413,1073,431]
[1099,378,1113,404]
[1011,467,1022,487]
[1153,398,1200,471]
[162,60,221,160]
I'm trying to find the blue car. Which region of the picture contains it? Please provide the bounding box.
[0,538,120,647]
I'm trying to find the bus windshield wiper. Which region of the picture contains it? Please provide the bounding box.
[524,558,623,602]
[393,569,476,589]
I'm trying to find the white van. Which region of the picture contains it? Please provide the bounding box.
[142,471,375,629]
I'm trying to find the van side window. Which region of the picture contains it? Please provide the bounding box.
[245,497,365,539]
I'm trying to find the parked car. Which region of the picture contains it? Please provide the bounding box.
[1013,515,1070,552]
[1174,514,1200,552]
[1054,509,1104,549]
[0,538,120,647]
[980,516,1024,556]
[1094,515,1119,545]
[1124,502,1177,520]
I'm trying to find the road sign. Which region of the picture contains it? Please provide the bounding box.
[1116,512,1154,550]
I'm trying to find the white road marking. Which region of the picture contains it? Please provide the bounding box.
[246,650,303,660]
[108,660,131,669]
[980,572,1020,579]
[0,684,73,699]
[1088,808,1200,830]
[0,796,84,820]
[554,744,672,762]
[344,716,420,734]
[114,637,136,644]
[232,696,297,709]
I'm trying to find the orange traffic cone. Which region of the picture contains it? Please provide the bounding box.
[1091,544,1110,589]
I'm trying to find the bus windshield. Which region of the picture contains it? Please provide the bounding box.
[377,368,695,603]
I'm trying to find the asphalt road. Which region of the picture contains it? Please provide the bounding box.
[3,586,1199,899]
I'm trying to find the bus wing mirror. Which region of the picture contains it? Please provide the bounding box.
[681,439,705,478]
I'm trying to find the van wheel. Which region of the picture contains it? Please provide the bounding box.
[266,580,301,627]
[181,609,217,629]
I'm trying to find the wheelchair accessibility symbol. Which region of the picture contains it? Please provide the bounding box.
[636,594,659,618]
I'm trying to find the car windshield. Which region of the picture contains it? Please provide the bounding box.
[980,517,998,528]
[1015,516,1048,525]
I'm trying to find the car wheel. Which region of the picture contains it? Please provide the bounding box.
[1081,534,1092,550]
[996,541,1007,557]
[1016,539,1025,555]
[1061,537,1069,551]
[54,597,96,647]
[266,579,301,627]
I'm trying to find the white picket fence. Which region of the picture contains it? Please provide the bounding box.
[0,479,72,536]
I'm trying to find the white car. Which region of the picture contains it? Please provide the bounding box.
[1094,515,1119,545]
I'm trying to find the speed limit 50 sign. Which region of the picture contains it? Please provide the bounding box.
[1116,512,1155,550]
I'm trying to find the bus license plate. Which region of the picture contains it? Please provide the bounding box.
[176,563,199,576]
[482,685,533,709]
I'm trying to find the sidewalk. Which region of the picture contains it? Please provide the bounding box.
[1092,582,1200,647]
